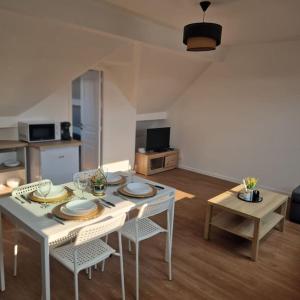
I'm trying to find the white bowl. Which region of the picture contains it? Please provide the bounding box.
[6,177,21,188]
[64,200,97,216]
[125,182,152,195]
[106,173,122,184]
[3,160,21,168]
[34,185,65,199]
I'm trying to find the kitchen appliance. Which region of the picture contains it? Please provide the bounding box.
[18,121,61,143]
[146,127,171,152]
[61,122,71,140]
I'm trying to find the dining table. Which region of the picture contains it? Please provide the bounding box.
[0,174,176,300]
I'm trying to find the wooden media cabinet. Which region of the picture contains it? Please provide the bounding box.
[135,150,178,176]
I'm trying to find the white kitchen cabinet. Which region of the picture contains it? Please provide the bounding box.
[28,140,81,184]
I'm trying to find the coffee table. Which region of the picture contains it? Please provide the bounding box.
[204,185,288,261]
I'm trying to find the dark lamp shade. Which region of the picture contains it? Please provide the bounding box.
[183,22,222,51]
[187,37,216,51]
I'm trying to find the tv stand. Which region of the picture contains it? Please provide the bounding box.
[135,149,178,176]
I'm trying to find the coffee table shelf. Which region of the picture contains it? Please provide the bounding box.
[204,185,288,261]
[211,211,284,241]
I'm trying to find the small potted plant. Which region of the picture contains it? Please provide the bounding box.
[91,168,107,196]
[243,177,258,201]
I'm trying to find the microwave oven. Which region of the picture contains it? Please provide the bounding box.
[18,121,61,143]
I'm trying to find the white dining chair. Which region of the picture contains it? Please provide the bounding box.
[50,213,127,300]
[121,197,173,300]
[11,180,66,276]
[74,169,134,269]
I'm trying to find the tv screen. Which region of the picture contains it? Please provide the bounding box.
[146,127,170,152]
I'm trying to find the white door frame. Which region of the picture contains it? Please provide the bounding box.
[69,69,103,170]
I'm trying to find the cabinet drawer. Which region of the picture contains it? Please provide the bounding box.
[41,147,79,184]
[165,154,177,168]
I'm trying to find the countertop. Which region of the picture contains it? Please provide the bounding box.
[28,139,82,149]
[0,140,28,150]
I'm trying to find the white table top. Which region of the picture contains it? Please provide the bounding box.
[0,175,175,243]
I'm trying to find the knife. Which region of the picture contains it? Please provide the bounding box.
[153,185,165,190]
[100,198,116,207]
[47,213,65,225]
[96,199,111,208]
[147,183,165,190]
[21,194,32,204]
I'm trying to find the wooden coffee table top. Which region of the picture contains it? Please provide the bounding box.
[208,185,288,220]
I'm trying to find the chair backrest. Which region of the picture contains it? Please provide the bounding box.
[73,169,98,179]
[137,196,171,220]
[74,213,126,246]
[12,179,52,197]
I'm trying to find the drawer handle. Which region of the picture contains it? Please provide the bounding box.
[58,155,65,159]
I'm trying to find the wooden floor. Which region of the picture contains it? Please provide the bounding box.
[1,169,300,300]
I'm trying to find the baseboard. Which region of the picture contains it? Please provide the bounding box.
[179,163,289,195]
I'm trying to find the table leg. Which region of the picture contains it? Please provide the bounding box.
[278,201,287,232]
[41,238,50,300]
[204,205,213,240]
[0,211,5,292]
[170,198,175,247]
[165,197,175,262]
[251,219,260,261]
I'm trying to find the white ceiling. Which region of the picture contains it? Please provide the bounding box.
[0,8,127,116]
[104,0,300,46]
[1,0,300,117]
[135,45,210,113]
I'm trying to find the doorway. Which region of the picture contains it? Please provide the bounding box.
[71,70,102,170]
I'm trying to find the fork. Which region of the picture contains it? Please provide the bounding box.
[15,196,25,204]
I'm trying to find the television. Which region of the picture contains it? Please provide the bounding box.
[146,127,170,152]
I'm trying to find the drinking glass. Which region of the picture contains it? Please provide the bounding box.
[74,173,88,200]
[128,163,136,183]
[37,179,52,208]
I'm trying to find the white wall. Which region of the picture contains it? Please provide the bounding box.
[0,71,136,172]
[19,84,71,122]
[0,84,71,139]
[168,40,300,194]
[101,70,136,171]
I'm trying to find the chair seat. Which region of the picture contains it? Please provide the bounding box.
[50,238,115,272]
[121,218,166,243]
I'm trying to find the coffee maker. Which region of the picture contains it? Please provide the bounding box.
[60,122,71,140]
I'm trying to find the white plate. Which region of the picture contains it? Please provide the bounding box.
[64,200,97,216]
[106,173,122,184]
[60,206,83,217]
[3,160,21,167]
[125,182,152,195]
[33,185,66,199]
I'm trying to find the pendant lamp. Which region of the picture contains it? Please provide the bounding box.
[183,1,222,51]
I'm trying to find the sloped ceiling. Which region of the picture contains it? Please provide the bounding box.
[0,9,128,116]
[99,43,212,113]
[105,0,300,45]
[1,0,300,118]
[135,46,210,113]
[99,44,137,106]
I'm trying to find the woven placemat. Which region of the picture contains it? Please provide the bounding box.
[29,189,73,204]
[117,184,157,198]
[52,201,104,221]
[107,175,127,186]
